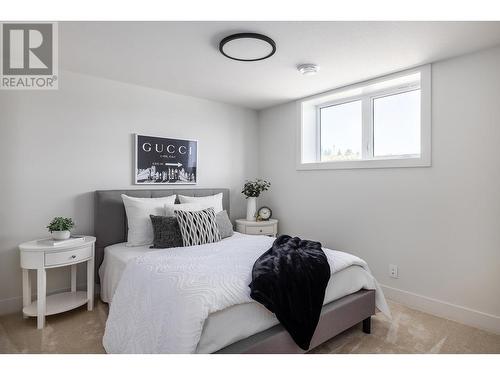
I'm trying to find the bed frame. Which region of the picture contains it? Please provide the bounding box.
[94,188,375,354]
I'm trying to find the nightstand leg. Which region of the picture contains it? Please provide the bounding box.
[37,269,46,329]
[22,269,31,318]
[87,258,94,311]
[71,264,77,293]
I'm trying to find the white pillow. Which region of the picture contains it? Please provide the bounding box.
[121,194,176,246]
[164,203,204,217]
[177,193,224,213]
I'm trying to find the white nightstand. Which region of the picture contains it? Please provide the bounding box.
[235,219,278,237]
[19,236,96,329]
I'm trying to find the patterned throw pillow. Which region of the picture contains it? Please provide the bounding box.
[149,215,184,249]
[175,207,221,247]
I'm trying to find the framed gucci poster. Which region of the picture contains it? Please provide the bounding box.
[135,134,198,184]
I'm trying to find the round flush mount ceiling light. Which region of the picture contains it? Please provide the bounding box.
[297,63,320,76]
[219,33,276,62]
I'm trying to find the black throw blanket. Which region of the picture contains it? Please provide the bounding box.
[249,235,331,350]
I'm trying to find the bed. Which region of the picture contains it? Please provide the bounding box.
[95,189,390,354]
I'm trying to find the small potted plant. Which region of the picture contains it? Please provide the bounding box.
[241,179,271,221]
[47,217,75,240]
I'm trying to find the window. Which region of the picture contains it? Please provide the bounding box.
[373,90,420,158]
[298,65,431,170]
[320,100,362,161]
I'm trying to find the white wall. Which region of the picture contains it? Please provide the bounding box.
[258,46,500,333]
[0,71,259,314]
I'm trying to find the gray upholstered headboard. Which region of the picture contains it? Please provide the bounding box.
[94,188,230,282]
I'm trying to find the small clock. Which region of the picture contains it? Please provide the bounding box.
[257,206,272,221]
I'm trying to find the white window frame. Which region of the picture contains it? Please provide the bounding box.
[297,64,431,170]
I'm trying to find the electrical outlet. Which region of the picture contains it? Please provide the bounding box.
[389,264,399,279]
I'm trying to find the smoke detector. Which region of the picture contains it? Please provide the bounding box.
[297,64,320,76]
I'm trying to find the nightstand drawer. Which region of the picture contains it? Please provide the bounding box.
[45,246,92,267]
[246,225,275,235]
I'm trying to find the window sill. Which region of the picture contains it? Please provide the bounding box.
[296,156,431,170]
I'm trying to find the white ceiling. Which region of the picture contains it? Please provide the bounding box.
[60,21,500,110]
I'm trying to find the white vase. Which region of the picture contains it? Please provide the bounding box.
[246,197,257,221]
[52,230,70,240]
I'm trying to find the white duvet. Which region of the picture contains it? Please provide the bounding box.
[103,233,390,353]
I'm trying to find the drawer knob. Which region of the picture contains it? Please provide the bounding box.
[259,229,262,232]
[71,255,76,259]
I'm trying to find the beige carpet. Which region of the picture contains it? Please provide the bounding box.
[0,299,499,354]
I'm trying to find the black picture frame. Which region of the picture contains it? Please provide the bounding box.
[135,134,198,185]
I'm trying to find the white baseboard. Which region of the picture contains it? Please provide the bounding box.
[0,295,24,316]
[0,283,98,316]
[381,284,500,335]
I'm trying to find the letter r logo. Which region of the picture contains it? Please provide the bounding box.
[2,23,53,75]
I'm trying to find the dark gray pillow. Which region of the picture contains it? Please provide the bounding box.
[149,215,183,249]
[216,210,234,239]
